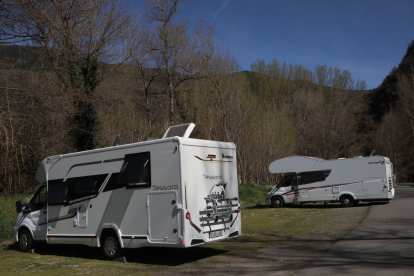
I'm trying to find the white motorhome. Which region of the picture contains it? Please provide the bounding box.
[13,123,241,259]
[265,155,395,208]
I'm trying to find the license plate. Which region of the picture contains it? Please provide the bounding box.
[209,230,223,239]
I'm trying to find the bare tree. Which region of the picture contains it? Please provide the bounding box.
[145,0,206,126]
[129,26,159,137]
[0,0,130,150]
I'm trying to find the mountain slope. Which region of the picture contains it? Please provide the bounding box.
[368,40,414,122]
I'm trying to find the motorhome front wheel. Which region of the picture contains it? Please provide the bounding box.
[18,228,33,251]
[271,196,284,208]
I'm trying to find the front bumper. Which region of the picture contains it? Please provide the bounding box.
[265,193,272,205]
[12,226,18,242]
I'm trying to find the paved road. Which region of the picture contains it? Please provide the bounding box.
[295,185,414,275]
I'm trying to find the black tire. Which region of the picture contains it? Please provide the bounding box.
[340,195,354,208]
[101,232,122,260]
[271,196,284,208]
[18,228,33,252]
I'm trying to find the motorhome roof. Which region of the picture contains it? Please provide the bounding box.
[269,156,325,174]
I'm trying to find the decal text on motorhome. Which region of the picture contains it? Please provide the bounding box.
[203,175,222,180]
[153,185,179,191]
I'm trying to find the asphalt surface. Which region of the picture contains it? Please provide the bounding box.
[295,184,414,275]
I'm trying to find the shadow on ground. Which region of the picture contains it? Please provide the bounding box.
[247,201,389,209]
[6,243,228,266]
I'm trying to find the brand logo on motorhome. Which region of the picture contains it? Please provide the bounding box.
[222,153,233,159]
[203,175,222,181]
[153,184,178,191]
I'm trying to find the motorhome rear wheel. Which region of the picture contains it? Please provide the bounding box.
[340,195,354,208]
[101,232,122,260]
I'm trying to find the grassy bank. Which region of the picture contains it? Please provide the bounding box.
[0,194,30,240]
[238,184,271,208]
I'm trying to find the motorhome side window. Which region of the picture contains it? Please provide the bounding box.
[119,152,151,188]
[67,174,107,201]
[299,170,331,185]
[48,174,107,204]
[48,179,69,205]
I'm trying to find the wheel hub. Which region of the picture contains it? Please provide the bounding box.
[104,237,117,256]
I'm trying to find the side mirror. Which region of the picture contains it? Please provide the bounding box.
[15,200,22,213]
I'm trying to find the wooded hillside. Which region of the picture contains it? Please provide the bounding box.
[0,0,413,194]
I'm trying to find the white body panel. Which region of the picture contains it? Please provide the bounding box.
[179,139,241,246]
[266,155,395,205]
[14,136,241,249]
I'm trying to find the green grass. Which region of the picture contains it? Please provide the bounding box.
[240,206,367,241]
[238,184,368,242]
[238,183,271,208]
[0,194,30,240]
[0,246,156,275]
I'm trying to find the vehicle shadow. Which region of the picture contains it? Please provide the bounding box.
[124,246,228,266]
[246,201,389,209]
[7,242,228,266]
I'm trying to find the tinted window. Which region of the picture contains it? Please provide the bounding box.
[103,173,124,192]
[48,179,69,205]
[120,152,151,188]
[67,174,107,201]
[299,170,331,185]
[103,152,151,192]
[278,173,297,187]
[48,174,107,204]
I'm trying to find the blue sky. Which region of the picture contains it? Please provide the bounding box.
[129,0,414,89]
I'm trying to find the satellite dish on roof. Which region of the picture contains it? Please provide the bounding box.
[162,123,195,139]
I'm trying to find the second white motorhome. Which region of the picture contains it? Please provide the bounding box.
[266,155,395,208]
[13,123,241,259]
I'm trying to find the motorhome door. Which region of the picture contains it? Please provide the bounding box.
[147,191,181,243]
[292,174,300,204]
